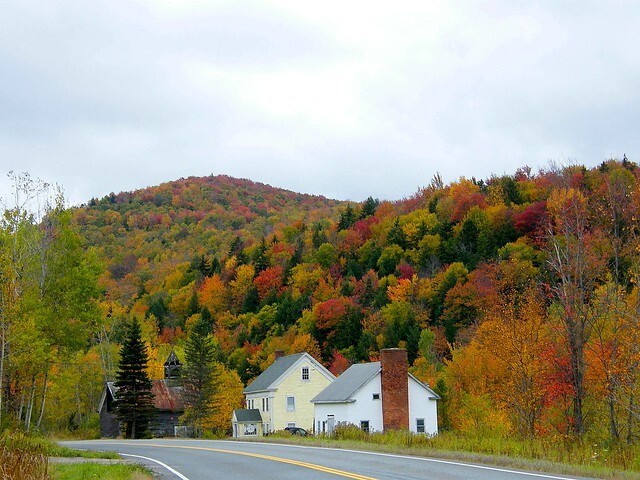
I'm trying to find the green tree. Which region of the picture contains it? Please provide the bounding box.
[387,218,407,248]
[338,204,358,230]
[114,318,155,439]
[181,317,218,437]
[359,196,379,219]
[315,243,337,269]
[252,237,269,273]
[0,172,47,427]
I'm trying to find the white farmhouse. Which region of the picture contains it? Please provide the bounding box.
[311,349,439,435]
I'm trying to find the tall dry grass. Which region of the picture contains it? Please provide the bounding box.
[330,423,640,472]
[0,432,50,480]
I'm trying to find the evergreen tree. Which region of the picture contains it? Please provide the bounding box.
[359,196,379,219]
[387,217,407,248]
[252,237,269,273]
[181,317,218,437]
[187,290,200,317]
[114,318,155,439]
[229,236,247,264]
[338,204,358,230]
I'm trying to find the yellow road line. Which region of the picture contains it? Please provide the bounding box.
[115,443,378,480]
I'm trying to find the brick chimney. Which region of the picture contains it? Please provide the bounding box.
[380,348,409,431]
[274,350,285,361]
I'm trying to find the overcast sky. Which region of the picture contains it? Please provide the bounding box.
[1,1,639,207]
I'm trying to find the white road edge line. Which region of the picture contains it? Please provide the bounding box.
[221,441,577,480]
[120,452,190,480]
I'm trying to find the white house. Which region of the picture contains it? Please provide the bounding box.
[232,351,335,437]
[311,349,439,435]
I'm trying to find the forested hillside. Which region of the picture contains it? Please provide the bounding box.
[3,160,640,444]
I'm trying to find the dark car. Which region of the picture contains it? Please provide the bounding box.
[284,426,308,436]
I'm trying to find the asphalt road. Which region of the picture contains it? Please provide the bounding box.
[61,439,597,480]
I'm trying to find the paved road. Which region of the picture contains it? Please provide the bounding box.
[61,439,596,480]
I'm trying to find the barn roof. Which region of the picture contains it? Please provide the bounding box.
[152,380,185,412]
[104,380,185,412]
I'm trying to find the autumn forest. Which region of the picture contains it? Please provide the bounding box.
[2,159,640,447]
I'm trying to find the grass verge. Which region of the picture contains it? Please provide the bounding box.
[2,431,146,480]
[251,429,640,480]
[49,463,152,480]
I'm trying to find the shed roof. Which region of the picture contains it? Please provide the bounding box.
[311,362,380,403]
[233,409,262,422]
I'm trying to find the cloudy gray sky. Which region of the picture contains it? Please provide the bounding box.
[1,1,639,206]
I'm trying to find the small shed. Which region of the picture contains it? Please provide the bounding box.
[232,409,264,438]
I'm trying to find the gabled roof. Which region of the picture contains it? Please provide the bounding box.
[243,352,334,394]
[101,380,185,413]
[311,362,381,404]
[233,408,262,422]
[409,373,441,400]
[311,362,442,403]
[152,380,185,411]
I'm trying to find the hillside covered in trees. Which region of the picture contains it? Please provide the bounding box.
[3,160,640,444]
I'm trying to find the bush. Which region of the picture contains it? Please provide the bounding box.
[333,422,369,441]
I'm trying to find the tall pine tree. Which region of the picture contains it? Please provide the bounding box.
[114,318,155,439]
[181,317,218,437]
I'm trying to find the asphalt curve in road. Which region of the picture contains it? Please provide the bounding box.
[61,439,597,480]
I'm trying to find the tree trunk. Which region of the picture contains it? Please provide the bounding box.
[98,327,113,383]
[627,391,635,445]
[36,367,49,430]
[17,391,25,423]
[25,375,36,432]
[75,385,84,428]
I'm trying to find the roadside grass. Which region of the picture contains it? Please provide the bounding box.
[49,463,152,480]
[261,427,640,480]
[0,432,49,479]
[40,438,120,459]
[1,431,146,480]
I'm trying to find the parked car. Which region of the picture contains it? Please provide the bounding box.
[284,426,308,436]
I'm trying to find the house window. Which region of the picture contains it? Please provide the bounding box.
[286,395,295,412]
[301,366,309,381]
[416,418,425,433]
[262,398,265,411]
[360,420,370,433]
[265,397,269,412]
[372,393,380,400]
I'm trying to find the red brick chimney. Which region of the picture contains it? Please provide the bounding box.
[380,348,409,431]
[274,350,285,361]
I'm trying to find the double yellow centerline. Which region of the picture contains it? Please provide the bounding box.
[128,443,378,480]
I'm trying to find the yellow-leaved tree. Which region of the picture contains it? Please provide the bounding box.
[203,364,244,435]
